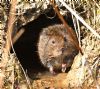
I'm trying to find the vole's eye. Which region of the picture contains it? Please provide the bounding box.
[52,40,55,44]
[50,38,56,45]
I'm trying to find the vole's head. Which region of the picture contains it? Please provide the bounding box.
[45,32,65,59]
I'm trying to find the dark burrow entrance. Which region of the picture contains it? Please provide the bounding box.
[13,10,74,79]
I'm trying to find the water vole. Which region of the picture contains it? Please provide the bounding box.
[38,24,79,74]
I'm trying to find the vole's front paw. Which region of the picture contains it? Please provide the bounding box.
[49,66,57,75]
[61,64,66,73]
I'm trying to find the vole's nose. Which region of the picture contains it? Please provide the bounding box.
[62,48,65,52]
[61,47,66,53]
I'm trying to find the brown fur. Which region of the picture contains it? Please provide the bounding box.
[38,24,79,71]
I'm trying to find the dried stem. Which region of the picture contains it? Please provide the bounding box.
[12,28,25,44]
[1,0,17,88]
[58,0,100,39]
[5,0,17,53]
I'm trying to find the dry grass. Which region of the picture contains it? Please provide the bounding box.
[0,0,100,89]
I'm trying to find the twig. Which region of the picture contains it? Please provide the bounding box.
[71,1,81,46]
[93,2,96,30]
[4,1,32,89]
[58,0,100,39]
[5,0,17,52]
[2,0,17,89]
[93,0,100,10]
[70,1,78,39]
[12,28,25,44]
